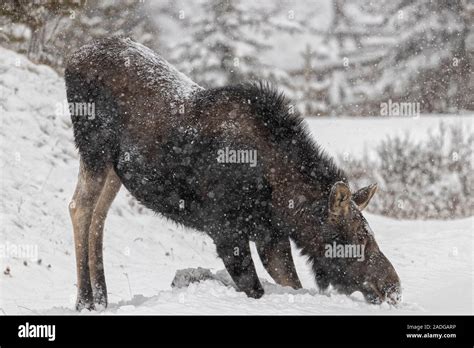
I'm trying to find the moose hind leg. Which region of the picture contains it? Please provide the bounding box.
[216,237,264,299]
[88,166,121,308]
[69,161,109,311]
[255,237,302,289]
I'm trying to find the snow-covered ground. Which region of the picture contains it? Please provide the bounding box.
[0,47,473,315]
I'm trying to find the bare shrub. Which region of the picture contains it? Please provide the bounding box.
[342,122,473,219]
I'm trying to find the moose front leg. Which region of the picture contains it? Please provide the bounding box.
[216,237,264,299]
[255,237,302,289]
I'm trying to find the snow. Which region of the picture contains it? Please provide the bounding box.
[1,47,472,315]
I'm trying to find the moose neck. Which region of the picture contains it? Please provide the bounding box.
[252,93,347,249]
[286,186,331,251]
[268,154,346,254]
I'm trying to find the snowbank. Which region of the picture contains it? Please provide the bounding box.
[0,47,472,314]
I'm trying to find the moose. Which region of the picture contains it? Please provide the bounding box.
[65,37,401,310]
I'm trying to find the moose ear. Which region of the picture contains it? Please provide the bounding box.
[352,183,378,211]
[328,181,352,216]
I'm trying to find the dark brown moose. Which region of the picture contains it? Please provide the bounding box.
[65,37,401,310]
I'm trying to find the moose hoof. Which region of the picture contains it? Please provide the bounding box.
[93,291,108,309]
[93,298,108,310]
[75,298,95,312]
[75,292,95,311]
[245,287,264,299]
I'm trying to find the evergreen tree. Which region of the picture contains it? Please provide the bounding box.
[376,0,473,112]
[335,0,473,113]
[296,0,473,115]
[56,0,159,67]
[0,0,159,70]
[171,0,296,88]
[0,0,83,63]
[292,44,331,116]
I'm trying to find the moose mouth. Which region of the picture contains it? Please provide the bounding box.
[362,283,402,305]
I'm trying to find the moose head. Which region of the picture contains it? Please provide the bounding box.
[312,181,402,305]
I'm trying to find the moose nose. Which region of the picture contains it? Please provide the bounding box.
[377,258,402,304]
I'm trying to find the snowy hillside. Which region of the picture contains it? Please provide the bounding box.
[0,47,472,315]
